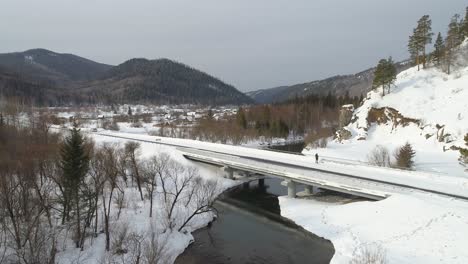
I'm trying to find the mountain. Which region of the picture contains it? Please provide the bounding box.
[247,61,412,104]
[0,49,112,83]
[75,58,253,105]
[0,50,252,106]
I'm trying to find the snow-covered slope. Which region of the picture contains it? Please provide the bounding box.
[291,43,468,263]
[305,44,468,177]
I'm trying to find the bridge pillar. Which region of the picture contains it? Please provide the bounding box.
[304,185,313,195]
[258,178,265,188]
[287,180,297,198]
[223,166,234,180]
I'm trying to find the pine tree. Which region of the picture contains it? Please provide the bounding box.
[384,57,397,94]
[394,142,416,169]
[373,59,386,96]
[416,15,433,68]
[408,31,420,70]
[372,58,396,96]
[60,122,90,248]
[207,108,213,120]
[432,32,445,66]
[460,133,468,169]
[460,7,468,41]
[445,14,462,74]
[236,107,247,129]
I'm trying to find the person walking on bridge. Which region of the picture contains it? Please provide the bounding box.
[315,153,319,164]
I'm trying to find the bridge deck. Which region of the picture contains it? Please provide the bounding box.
[92,132,468,201]
[180,147,468,201]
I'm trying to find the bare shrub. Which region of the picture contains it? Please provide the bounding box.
[367,145,391,167]
[102,119,120,131]
[141,114,153,123]
[130,120,143,128]
[319,137,328,148]
[351,244,387,264]
[111,221,130,255]
[142,231,168,264]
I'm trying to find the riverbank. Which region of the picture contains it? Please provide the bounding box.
[279,192,468,263]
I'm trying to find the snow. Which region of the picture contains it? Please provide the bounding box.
[304,58,468,177]
[293,49,468,263]
[280,192,468,264]
[355,65,468,144]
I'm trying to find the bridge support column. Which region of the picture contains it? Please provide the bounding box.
[287,180,297,198]
[304,185,313,195]
[258,178,265,188]
[223,166,234,180]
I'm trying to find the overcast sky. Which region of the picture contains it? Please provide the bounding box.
[1,1,466,91]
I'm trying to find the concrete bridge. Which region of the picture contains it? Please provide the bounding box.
[92,132,468,201]
[179,147,468,201]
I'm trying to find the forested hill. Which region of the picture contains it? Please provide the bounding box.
[0,49,112,82]
[0,50,252,106]
[77,58,253,105]
[247,60,411,104]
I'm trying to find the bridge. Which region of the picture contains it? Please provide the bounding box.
[93,132,468,201]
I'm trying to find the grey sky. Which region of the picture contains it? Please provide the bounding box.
[1,0,466,91]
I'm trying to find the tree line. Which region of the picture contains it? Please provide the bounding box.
[372,7,468,96]
[188,92,361,145]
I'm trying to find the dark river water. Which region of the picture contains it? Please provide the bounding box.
[175,175,335,264]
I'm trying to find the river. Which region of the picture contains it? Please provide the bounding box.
[175,141,335,264]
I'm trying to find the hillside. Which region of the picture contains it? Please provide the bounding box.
[247,61,411,104]
[304,42,468,177]
[76,58,253,105]
[0,50,252,106]
[0,49,112,82]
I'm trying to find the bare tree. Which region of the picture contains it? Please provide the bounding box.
[161,161,197,230]
[100,144,122,252]
[178,178,219,232]
[124,142,144,200]
[158,157,219,232]
[141,153,170,217]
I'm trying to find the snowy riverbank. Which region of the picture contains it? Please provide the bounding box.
[279,192,468,263]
